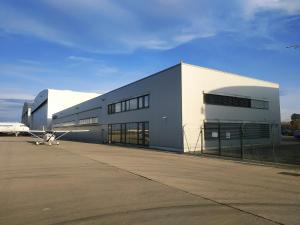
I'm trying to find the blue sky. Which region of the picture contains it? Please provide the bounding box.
[0,0,299,122]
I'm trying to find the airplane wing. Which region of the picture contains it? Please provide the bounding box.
[26,129,89,141]
[28,130,47,133]
[26,131,45,141]
[52,129,90,140]
[52,130,89,133]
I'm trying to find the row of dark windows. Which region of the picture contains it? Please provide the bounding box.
[108,121,149,146]
[204,93,268,109]
[108,94,149,115]
[204,122,270,140]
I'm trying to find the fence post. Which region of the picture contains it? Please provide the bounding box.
[240,125,244,159]
[271,124,277,162]
[218,123,221,156]
[182,125,190,152]
[201,126,203,154]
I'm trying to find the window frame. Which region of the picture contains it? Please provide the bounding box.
[108,121,149,146]
[204,93,268,110]
[107,94,150,115]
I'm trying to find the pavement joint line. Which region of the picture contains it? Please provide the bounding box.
[64,148,284,225]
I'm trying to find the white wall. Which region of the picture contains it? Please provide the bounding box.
[31,89,99,130]
[181,63,281,152]
[47,89,99,120]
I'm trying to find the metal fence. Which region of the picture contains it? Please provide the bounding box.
[189,122,300,165]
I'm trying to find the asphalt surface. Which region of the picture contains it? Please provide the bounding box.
[0,137,299,225]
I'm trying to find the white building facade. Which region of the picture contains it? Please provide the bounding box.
[29,89,99,130]
[52,63,281,153]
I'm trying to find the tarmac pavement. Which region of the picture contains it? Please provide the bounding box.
[0,137,299,225]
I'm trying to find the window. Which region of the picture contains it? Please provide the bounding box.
[121,123,126,143]
[53,121,76,127]
[126,100,130,111]
[144,122,149,145]
[108,121,149,146]
[111,124,121,143]
[126,122,138,144]
[251,99,269,109]
[115,102,121,113]
[129,98,137,110]
[108,104,115,114]
[204,93,268,110]
[91,117,98,123]
[138,122,143,145]
[121,101,126,112]
[138,96,143,109]
[108,94,150,115]
[144,95,149,108]
[79,117,98,125]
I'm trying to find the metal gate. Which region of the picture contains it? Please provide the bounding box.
[203,123,242,158]
[202,122,272,158]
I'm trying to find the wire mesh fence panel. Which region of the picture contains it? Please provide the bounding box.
[219,123,242,158]
[275,141,300,165]
[242,124,276,162]
[196,122,299,165]
[202,122,279,159]
[202,123,220,155]
[243,145,275,161]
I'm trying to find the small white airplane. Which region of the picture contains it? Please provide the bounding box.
[0,122,29,136]
[0,122,88,146]
[27,129,89,145]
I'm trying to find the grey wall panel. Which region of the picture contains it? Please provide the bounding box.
[53,64,183,151]
[31,103,48,130]
[57,125,102,143]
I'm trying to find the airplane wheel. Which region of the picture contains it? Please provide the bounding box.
[49,143,52,146]
[56,142,60,145]
[35,142,39,145]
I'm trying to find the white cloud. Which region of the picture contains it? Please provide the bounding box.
[0,0,299,53]
[66,55,120,76]
[18,59,42,65]
[0,89,34,122]
[0,100,23,122]
[242,0,300,18]
[0,0,225,52]
[68,56,98,62]
[0,88,35,100]
[96,64,119,75]
[0,63,48,83]
[0,3,76,47]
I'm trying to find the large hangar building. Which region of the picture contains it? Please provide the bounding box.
[21,101,33,127]
[29,89,99,130]
[52,62,281,153]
